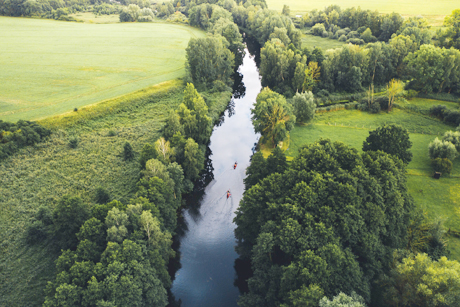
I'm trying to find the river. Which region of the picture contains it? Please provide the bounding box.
[170,49,261,306]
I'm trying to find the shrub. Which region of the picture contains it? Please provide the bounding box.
[369,102,381,113]
[346,38,365,45]
[322,30,329,38]
[442,130,460,152]
[444,110,460,126]
[428,138,457,161]
[74,108,78,112]
[312,23,326,36]
[430,105,448,118]
[95,187,111,204]
[123,141,134,161]
[68,137,78,148]
[347,31,360,39]
[26,220,48,244]
[431,158,453,174]
[107,130,116,137]
[338,34,347,41]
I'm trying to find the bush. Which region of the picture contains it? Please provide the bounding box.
[338,34,347,41]
[442,130,460,152]
[68,137,78,149]
[95,187,111,204]
[311,23,326,36]
[428,138,457,161]
[26,220,48,244]
[369,102,381,113]
[123,141,134,161]
[346,38,365,45]
[431,158,453,174]
[108,130,116,137]
[430,105,448,118]
[444,110,460,126]
[347,31,360,39]
[322,30,329,38]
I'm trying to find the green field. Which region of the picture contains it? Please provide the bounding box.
[0,17,205,122]
[268,0,459,17]
[301,32,346,50]
[285,100,460,258]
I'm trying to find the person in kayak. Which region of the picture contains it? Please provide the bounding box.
[234,162,237,169]
[227,190,231,198]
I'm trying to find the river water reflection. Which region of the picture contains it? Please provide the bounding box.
[170,49,261,306]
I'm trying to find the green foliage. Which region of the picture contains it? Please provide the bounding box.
[383,253,460,307]
[252,87,295,146]
[53,195,90,250]
[186,35,235,88]
[431,158,453,174]
[442,130,460,152]
[428,137,458,161]
[177,83,213,144]
[292,91,316,123]
[437,9,460,50]
[211,17,246,67]
[119,4,140,22]
[404,45,460,94]
[0,120,51,161]
[235,139,414,306]
[362,124,413,164]
[95,187,111,204]
[319,292,366,307]
[183,138,205,181]
[139,143,157,169]
[123,142,134,161]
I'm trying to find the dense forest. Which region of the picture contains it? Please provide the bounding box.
[2,0,460,306]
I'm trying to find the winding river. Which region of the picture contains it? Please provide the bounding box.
[170,49,261,306]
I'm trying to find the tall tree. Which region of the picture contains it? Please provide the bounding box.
[362,124,413,164]
[252,87,296,147]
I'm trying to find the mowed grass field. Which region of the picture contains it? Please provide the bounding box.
[0,79,232,306]
[284,98,460,259]
[0,17,205,122]
[301,32,346,50]
[267,0,459,18]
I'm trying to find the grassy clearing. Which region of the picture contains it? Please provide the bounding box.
[0,17,205,122]
[0,80,232,306]
[402,97,460,111]
[268,0,458,21]
[284,107,460,259]
[301,32,346,50]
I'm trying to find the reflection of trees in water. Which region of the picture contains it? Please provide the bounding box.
[243,34,261,67]
[232,71,246,99]
[234,257,252,295]
[167,147,215,306]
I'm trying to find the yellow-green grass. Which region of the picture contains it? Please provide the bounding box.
[268,0,458,20]
[301,32,346,50]
[285,107,460,259]
[402,97,460,111]
[0,16,205,122]
[0,81,232,306]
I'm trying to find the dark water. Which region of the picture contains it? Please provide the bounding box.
[170,50,261,307]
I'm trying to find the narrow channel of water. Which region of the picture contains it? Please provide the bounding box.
[170,49,261,306]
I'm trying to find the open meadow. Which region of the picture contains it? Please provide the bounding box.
[0,17,205,122]
[284,98,460,258]
[267,0,459,21]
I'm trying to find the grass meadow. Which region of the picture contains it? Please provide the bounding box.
[0,80,231,306]
[284,98,460,259]
[301,32,346,50]
[268,0,459,24]
[0,17,205,122]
